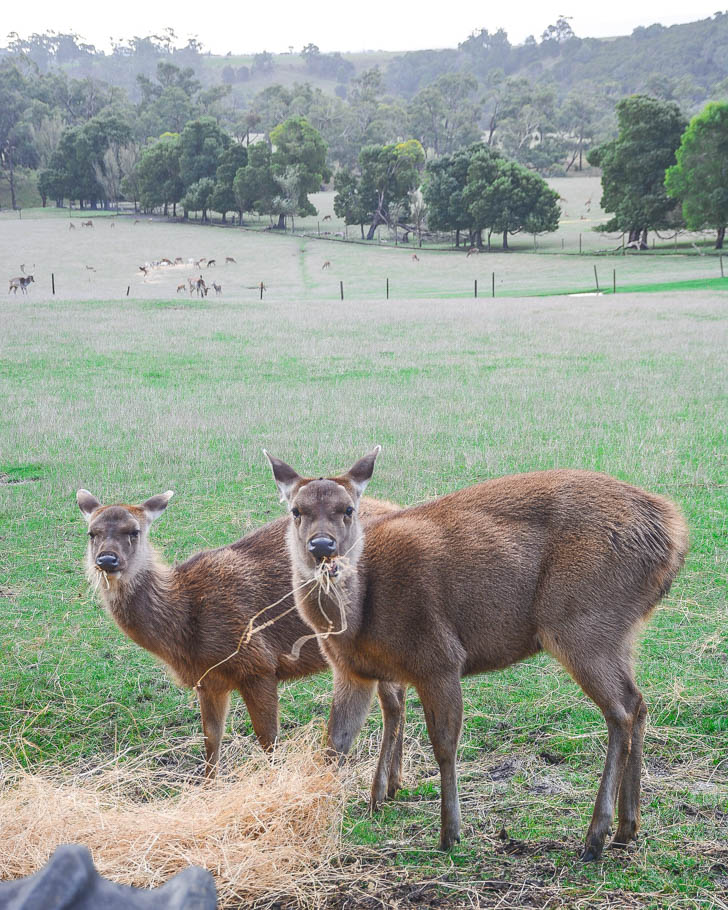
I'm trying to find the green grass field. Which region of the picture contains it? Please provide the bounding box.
[1,197,726,907]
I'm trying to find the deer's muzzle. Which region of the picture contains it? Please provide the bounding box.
[307,536,337,560]
[96,553,120,572]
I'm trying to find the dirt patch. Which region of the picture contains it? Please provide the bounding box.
[0,473,40,485]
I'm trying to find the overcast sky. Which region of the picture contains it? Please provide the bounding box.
[6,1,725,55]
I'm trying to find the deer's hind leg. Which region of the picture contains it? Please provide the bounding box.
[370,681,406,810]
[543,630,644,861]
[612,692,647,849]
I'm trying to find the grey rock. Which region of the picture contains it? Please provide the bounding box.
[0,844,218,909]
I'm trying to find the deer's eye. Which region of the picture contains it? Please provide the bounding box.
[345,506,354,517]
[87,531,96,539]
[130,530,139,539]
[291,507,300,518]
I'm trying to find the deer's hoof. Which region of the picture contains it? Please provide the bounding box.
[438,831,461,852]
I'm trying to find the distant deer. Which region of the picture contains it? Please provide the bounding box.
[225,257,236,264]
[69,222,76,230]
[139,265,148,278]
[411,254,419,262]
[266,450,688,860]
[466,247,479,257]
[322,261,331,270]
[76,490,405,781]
[174,257,184,265]
[160,257,174,266]
[212,281,222,295]
[81,220,93,228]
[322,215,332,222]
[176,283,186,294]
[207,259,216,268]
[8,275,34,295]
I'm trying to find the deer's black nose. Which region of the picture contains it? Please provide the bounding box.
[307,536,337,559]
[96,553,119,571]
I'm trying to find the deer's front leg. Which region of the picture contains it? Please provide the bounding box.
[327,669,376,760]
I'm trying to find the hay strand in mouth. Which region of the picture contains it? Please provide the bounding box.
[290,557,354,661]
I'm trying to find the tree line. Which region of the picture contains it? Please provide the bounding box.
[1,30,726,249]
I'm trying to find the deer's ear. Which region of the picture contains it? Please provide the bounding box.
[77,489,101,521]
[142,491,174,522]
[264,451,302,505]
[345,446,381,499]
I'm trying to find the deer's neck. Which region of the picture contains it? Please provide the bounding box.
[293,566,364,645]
[92,552,186,664]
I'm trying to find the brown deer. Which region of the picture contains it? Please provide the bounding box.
[322,261,331,270]
[225,257,236,264]
[176,283,186,294]
[76,489,406,783]
[466,246,479,257]
[212,281,222,295]
[266,449,688,861]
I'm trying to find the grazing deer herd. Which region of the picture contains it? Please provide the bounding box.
[78,445,688,861]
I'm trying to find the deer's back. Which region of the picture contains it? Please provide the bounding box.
[354,471,687,681]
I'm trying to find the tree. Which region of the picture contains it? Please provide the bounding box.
[131,133,183,215]
[269,116,329,227]
[179,116,229,190]
[408,73,482,157]
[210,143,248,222]
[0,62,38,208]
[182,176,215,221]
[232,141,278,219]
[333,168,369,237]
[424,144,502,247]
[355,139,425,240]
[464,156,560,249]
[39,109,133,208]
[665,101,728,248]
[588,95,686,247]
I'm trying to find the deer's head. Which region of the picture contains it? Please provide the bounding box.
[76,490,173,583]
[265,448,380,578]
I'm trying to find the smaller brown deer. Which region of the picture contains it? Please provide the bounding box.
[76,489,405,783]
[212,281,222,295]
[225,257,236,264]
[322,261,331,270]
[267,450,689,860]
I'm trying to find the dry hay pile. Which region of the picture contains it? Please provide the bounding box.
[0,729,346,908]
